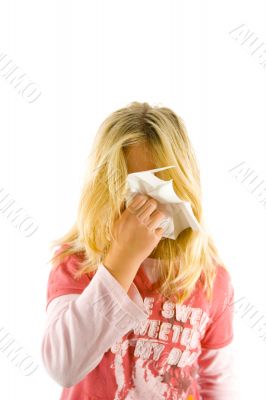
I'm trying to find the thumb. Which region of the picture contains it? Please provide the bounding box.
[155,227,165,237]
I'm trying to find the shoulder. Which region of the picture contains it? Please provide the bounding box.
[210,264,234,319]
[46,246,93,309]
[49,247,86,281]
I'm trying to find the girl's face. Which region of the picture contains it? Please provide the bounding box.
[120,143,155,213]
[123,143,168,254]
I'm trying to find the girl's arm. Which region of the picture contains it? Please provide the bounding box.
[41,263,149,388]
[197,341,240,399]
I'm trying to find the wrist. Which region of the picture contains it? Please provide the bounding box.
[102,247,142,293]
[103,245,142,272]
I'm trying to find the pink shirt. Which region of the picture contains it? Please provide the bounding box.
[41,247,240,399]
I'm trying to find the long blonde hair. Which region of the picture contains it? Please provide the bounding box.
[47,101,226,305]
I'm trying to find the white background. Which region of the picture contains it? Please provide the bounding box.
[0,0,265,398]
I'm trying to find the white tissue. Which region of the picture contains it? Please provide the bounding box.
[125,165,201,240]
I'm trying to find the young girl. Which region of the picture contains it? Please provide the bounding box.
[41,101,239,399]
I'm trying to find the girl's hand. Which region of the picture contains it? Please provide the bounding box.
[102,193,166,292]
[109,193,166,264]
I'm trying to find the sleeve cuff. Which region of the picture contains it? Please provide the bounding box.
[97,263,149,320]
[76,263,149,332]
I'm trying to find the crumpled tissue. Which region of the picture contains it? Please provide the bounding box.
[124,165,201,240]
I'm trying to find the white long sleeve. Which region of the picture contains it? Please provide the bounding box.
[41,263,149,388]
[197,341,240,399]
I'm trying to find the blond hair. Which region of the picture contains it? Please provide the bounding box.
[47,101,226,305]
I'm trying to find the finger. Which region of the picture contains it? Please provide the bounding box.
[137,198,158,220]
[127,194,149,213]
[146,209,167,230]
